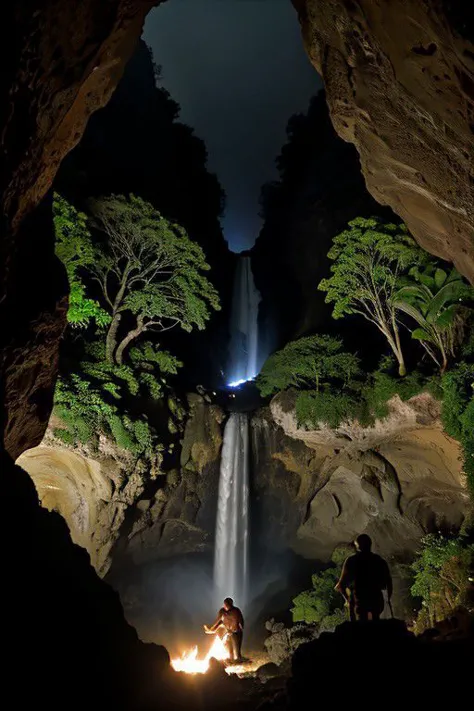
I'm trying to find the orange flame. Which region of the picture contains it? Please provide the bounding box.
[171,635,239,675]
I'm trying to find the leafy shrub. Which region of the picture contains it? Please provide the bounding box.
[291,547,352,628]
[296,390,361,429]
[441,363,474,494]
[411,533,474,633]
[257,335,360,398]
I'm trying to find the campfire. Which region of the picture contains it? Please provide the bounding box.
[171,635,245,675]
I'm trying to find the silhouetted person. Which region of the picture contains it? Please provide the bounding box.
[204,597,244,662]
[335,534,393,622]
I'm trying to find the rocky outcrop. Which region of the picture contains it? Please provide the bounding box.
[17,420,150,576]
[285,619,473,710]
[1,2,159,460]
[17,396,225,576]
[254,392,468,562]
[294,0,474,281]
[1,4,173,708]
[122,394,225,566]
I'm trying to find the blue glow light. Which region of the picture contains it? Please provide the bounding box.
[227,376,256,389]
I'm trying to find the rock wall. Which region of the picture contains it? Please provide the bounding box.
[17,396,225,578]
[265,390,468,561]
[17,421,149,576]
[0,4,176,708]
[1,1,158,460]
[293,0,474,280]
[123,394,225,566]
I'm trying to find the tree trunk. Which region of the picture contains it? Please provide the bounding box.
[106,313,121,364]
[396,350,406,377]
[437,335,448,374]
[383,326,406,377]
[391,311,406,376]
[115,318,145,364]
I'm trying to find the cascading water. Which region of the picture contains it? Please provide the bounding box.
[213,412,250,608]
[213,255,263,607]
[227,256,261,387]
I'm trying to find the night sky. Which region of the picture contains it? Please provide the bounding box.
[143,0,321,252]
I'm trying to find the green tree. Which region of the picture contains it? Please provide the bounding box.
[257,335,360,397]
[319,217,427,376]
[394,264,473,373]
[53,194,110,328]
[411,534,474,633]
[88,194,220,364]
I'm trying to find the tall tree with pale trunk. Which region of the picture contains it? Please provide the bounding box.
[319,217,427,376]
[88,194,220,365]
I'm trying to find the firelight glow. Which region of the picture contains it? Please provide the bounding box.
[171,635,244,675]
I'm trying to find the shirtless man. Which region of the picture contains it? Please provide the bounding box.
[204,597,244,662]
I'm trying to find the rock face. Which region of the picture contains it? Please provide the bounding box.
[17,396,225,578]
[1,4,174,708]
[123,394,225,566]
[293,0,474,280]
[17,420,150,576]
[254,392,468,562]
[1,1,158,460]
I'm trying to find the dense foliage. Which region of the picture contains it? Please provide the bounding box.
[257,335,360,397]
[319,217,427,376]
[259,216,474,497]
[291,547,351,629]
[411,533,474,633]
[441,362,474,494]
[87,194,220,364]
[53,196,110,328]
[394,264,473,373]
[53,194,218,456]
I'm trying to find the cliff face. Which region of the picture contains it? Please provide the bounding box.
[265,391,468,561]
[293,0,474,280]
[1,1,157,461]
[24,393,468,641]
[0,4,174,707]
[18,396,225,578]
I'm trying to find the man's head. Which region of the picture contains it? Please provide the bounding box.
[223,597,234,611]
[355,534,372,553]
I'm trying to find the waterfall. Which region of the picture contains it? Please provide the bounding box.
[227,256,261,386]
[213,412,249,608]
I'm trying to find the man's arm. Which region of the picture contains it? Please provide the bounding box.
[335,557,352,601]
[238,610,244,631]
[204,609,223,634]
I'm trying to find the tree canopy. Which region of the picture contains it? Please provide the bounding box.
[53,195,110,328]
[53,193,218,455]
[84,194,220,364]
[257,334,360,397]
[318,217,427,376]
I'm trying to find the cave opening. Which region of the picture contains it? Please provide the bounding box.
[2,0,474,706]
